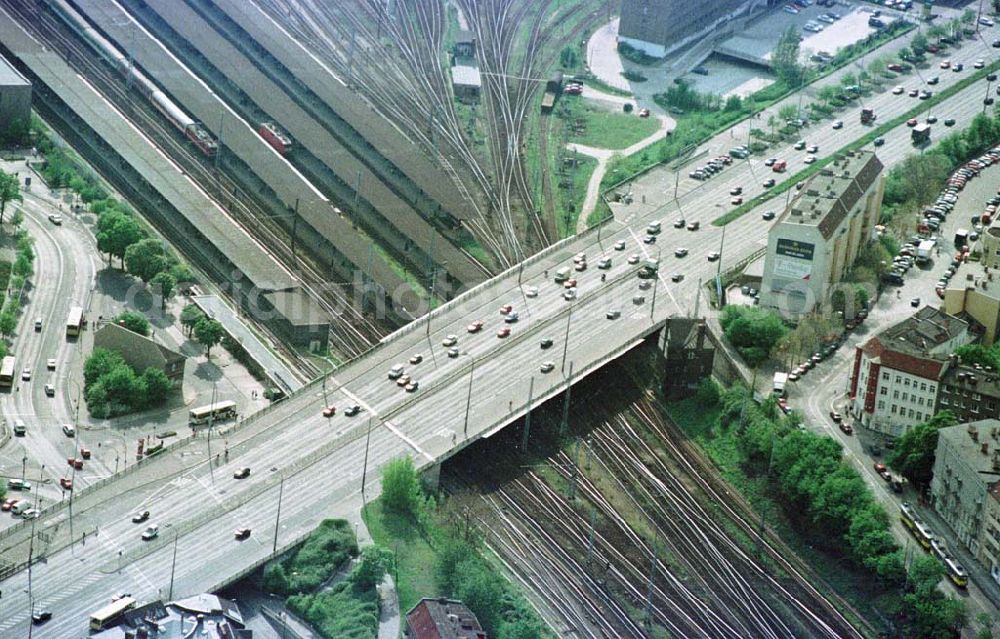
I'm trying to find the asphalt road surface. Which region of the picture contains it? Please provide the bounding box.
[2,22,999,639]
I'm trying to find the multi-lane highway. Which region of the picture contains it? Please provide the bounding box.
[0,18,998,638]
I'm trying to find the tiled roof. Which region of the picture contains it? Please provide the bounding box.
[782,150,883,239]
[859,306,969,379]
[406,598,486,639]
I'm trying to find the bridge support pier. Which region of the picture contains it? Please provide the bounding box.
[657,317,716,399]
[421,462,442,492]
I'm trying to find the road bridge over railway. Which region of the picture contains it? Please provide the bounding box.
[2,7,1000,636]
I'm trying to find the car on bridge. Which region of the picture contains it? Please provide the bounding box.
[31,610,52,625]
[627,254,640,264]
[234,527,251,540]
[467,320,484,333]
[21,367,30,381]
[563,278,577,289]
[388,364,405,379]
[730,196,743,205]
[540,361,554,373]
[233,467,251,480]
[141,524,159,541]
[707,251,720,262]
[762,211,776,220]
[405,381,419,392]
[673,218,685,229]
[497,327,511,338]
[606,310,621,320]
[396,375,411,387]
[60,477,73,491]
[524,286,538,298]
[540,338,553,349]
[344,405,362,417]
[763,178,775,188]
[47,358,56,370]
[614,240,626,251]
[322,406,336,418]
[62,424,75,437]
[409,354,423,365]
[2,498,19,511]
[499,304,513,315]
[832,120,843,129]
[442,335,458,347]
[447,348,459,358]
[132,510,150,523]
[505,311,519,323]
[671,273,684,282]
[597,258,612,269]
[674,248,688,258]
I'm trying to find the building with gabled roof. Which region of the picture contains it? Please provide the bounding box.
[405,598,486,639]
[759,150,884,317]
[93,321,186,384]
[850,306,972,437]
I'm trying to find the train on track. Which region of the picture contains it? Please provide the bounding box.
[899,502,968,588]
[47,0,218,157]
[258,121,293,155]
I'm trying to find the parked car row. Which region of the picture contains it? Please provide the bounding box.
[689,153,735,181]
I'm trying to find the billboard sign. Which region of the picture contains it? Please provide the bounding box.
[776,238,815,261]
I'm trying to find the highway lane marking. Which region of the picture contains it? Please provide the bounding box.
[626,227,682,314]
[381,420,433,461]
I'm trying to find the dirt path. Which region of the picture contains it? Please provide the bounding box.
[568,102,675,233]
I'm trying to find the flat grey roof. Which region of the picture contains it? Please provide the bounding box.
[0,52,29,87]
[453,65,482,87]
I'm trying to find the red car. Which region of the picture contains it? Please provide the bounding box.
[2,498,19,511]
[60,477,73,490]
[907,118,918,127]
[322,406,336,418]
[496,327,511,338]
[80,447,91,460]
[563,278,577,289]
[467,320,484,333]
[499,304,513,315]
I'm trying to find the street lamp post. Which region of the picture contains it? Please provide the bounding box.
[463,360,475,438]
[168,532,178,600]
[361,417,372,507]
[272,474,285,554]
[560,302,573,373]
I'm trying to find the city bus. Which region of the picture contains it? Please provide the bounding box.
[188,400,238,426]
[66,306,84,336]
[89,596,136,630]
[0,356,15,387]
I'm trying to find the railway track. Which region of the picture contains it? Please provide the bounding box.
[464,375,866,637]
[6,0,386,364]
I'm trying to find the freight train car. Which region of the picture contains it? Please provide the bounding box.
[47,0,217,157]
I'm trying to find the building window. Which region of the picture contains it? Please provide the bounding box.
[940,398,949,405]
[892,405,898,414]
[916,412,923,421]
[878,400,886,410]
[975,393,982,400]
[928,385,936,394]
[904,378,911,387]
[918,397,924,406]
[880,387,888,396]
[902,392,908,402]
[908,409,915,418]
[883,371,890,381]
[895,375,901,384]
[894,390,900,399]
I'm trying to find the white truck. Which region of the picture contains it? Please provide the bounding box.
[773,372,789,396]
[915,239,935,264]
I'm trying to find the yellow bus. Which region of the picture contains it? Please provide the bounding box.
[89,596,136,630]
[0,356,15,387]
[66,306,84,336]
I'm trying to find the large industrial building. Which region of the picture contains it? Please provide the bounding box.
[0,52,30,134]
[759,150,885,317]
[618,0,768,59]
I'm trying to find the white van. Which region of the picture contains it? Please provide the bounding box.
[554,267,571,283]
[388,364,405,380]
[12,501,31,515]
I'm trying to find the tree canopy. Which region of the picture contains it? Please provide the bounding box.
[115,311,150,336]
[772,26,803,85]
[720,306,788,366]
[888,411,957,486]
[194,317,224,356]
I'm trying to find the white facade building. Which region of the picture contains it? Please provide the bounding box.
[850,307,971,437]
[760,151,884,317]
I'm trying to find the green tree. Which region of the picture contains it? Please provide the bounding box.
[773,26,803,85]
[501,619,546,639]
[955,344,1000,369]
[350,545,394,589]
[96,210,144,266]
[141,367,172,406]
[720,306,788,366]
[888,411,958,485]
[10,208,23,230]
[101,364,142,409]
[381,456,422,518]
[559,46,578,69]
[0,171,22,226]
[455,563,504,636]
[695,378,721,406]
[778,103,799,122]
[84,348,126,388]
[961,8,976,24]
[12,253,31,279]
[180,303,205,335]
[125,238,171,283]
[0,310,15,337]
[193,317,224,357]
[115,311,150,336]
[436,539,474,593]
[262,562,290,594]
[150,271,176,310]
[912,32,929,53]
[169,262,195,286]
[975,613,994,639]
